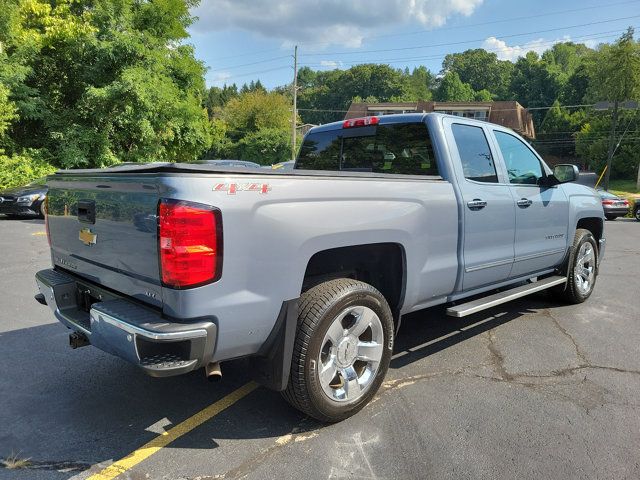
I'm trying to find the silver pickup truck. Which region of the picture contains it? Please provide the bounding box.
[35,113,605,422]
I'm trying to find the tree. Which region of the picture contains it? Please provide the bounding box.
[434,72,476,102]
[442,49,512,99]
[222,90,291,142]
[580,28,640,184]
[576,110,640,178]
[0,83,16,143]
[204,84,239,118]
[510,52,562,125]
[234,128,290,165]
[586,28,640,103]
[0,0,211,168]
[400,66,434,101]
[297,64,405,125]
[537,100,584,157]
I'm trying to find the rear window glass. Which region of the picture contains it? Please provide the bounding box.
[296,123,438,176]
[451,124,498,183]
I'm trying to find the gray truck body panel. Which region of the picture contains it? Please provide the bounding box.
[37,113,605,381]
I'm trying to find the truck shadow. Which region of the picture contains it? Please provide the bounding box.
[0,292,561,477]
[391,292,554,369]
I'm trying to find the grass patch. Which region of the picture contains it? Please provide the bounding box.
[608,179,639,195]
[1,452,31,470]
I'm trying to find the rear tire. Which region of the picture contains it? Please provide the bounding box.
[282,278,394,423]
[635,207,640,221]
[553,228,598,304]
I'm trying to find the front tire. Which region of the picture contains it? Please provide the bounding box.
[635,207,640,221]
[282,279,394,423]
[554,228,598,304]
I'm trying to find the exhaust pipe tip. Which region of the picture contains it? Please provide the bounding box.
[69,332,90,349]
[205,362,222,382]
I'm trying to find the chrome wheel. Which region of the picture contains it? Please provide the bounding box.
[318,306,385,403]
[574,242,595,295]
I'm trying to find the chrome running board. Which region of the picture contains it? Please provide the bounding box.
[446,276,567,318]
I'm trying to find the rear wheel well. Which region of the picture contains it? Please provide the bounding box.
[576,217,603,244]
[302,243,405,318]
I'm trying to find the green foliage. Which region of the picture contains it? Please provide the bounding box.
[576,110,640,178]
[510,52,563,124]
[0,83,17,142]
[399,66,434,101]
[233,128,290,165]
[586,28,640,103]
[205,118,233,159]
[297,64,405,124]
[222,90,291,142]
[204,84,239,118]
[442,49,512,98]
[0,151,56,189]
[0,0,211,168]
[536,100,585,157]
[434,72,476,102]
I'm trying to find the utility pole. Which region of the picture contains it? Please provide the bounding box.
[291,45,298,161]
[603,100,619,192]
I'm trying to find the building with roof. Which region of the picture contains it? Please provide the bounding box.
[344,100,535,139]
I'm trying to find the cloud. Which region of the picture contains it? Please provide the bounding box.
[192,0,483,48]
[319,60,343,69]
[208,71,232,85]
[481,35,572,62]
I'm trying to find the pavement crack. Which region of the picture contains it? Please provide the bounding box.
[206,417,320,480]
[486,330,513,381]
[544,309,589,365]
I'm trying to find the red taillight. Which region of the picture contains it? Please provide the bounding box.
[158,199,222,289]
[623,199,629,206]
[343,116,379,129]
[602,200,615,205]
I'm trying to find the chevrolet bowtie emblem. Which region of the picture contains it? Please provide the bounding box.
[79,228,97,246]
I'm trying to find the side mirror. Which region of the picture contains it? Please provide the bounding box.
[553,164,579,184]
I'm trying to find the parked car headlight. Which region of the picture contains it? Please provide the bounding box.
[17,194,41,204]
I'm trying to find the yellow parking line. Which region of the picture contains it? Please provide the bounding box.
[87,381,259,480]
[31,231,47,236]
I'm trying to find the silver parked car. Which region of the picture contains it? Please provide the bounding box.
[598,190,630,220]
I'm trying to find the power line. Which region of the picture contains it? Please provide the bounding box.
[301,15,640,57]
[210,55,291,72]
[209,65,291,83]
[299,30,623,68]
[295,0,640,48]
[297,103,597,114]
[207,47,284,62]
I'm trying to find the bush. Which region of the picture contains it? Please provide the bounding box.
[233,128,291,166]
[0,152,57,189]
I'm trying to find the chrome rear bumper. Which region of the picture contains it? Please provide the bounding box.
[35,268,216,377]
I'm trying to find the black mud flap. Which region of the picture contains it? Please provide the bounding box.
[249,299,298,391]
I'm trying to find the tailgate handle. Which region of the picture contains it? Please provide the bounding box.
[77,200,96,224]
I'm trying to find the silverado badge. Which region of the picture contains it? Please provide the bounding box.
[79,228,97,246]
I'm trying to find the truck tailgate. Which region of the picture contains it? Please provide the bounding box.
[46,176,162,308]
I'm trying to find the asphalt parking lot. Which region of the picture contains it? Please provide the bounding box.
[1,216,639,480]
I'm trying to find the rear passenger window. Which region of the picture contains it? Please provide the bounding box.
[296,123,438,176]
[451,124,498,183]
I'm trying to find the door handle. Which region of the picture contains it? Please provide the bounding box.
[517,198,533,208]
[467,199,487,211]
